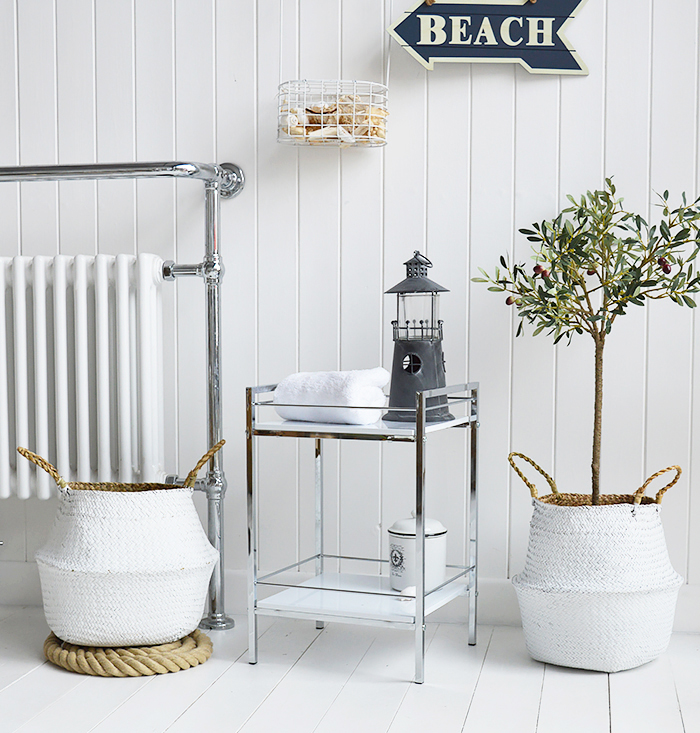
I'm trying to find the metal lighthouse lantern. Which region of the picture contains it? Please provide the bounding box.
[384,251,453,423]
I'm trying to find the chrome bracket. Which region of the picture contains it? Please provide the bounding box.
[165,470,226,497]
[206,467,227,499]
[164,475,207,492]
[202,253,224,283]
[162,254,224,283]
[162,261,202,280]
[219,163,245,199]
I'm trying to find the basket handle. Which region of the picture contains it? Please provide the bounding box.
[634,465,681,505]
[183,440,226,488]
[507,452,558,499]
[17,447,69,490]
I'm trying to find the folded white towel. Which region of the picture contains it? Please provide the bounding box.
[273,368,390,425]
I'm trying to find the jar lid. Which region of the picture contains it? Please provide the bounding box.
[388,512,447,537]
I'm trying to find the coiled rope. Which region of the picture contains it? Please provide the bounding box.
[44,629,213,676]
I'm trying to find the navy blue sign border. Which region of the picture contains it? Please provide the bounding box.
[388,0,588,75]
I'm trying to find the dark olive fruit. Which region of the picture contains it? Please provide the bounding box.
[533,264,544,275]
[506,296,516,305]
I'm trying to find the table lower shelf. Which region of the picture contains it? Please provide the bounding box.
[256,572,470,626]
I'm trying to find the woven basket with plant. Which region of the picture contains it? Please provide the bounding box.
[474,179,700,671]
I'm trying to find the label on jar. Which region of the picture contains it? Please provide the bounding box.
[390,542,406,577]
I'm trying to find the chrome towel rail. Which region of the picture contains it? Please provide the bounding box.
[0,161,244,196]
[0,160,244,631]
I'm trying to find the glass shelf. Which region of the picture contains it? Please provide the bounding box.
[252,413,474,441]
[257,572,470,626]
[249,384,476,441]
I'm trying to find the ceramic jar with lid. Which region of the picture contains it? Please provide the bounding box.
[388,513,447,592]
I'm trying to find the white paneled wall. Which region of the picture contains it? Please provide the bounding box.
[1,0,700,623]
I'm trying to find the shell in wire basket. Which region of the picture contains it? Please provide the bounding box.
[277,80,388,148]
[22,442,223,647]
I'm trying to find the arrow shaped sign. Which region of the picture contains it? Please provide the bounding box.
[388,0,588,75]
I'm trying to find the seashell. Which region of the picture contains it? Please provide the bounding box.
[279,113,301,128]
[307,126,341,139]
[305,103,337,115]
[306,114,340,126]
[279,126,306,138]
[338,105,369,116]
[336,125,355,143]
[352,116,386,129]
[337,94,361,104]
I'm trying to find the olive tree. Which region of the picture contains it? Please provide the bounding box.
[475,179,700,504]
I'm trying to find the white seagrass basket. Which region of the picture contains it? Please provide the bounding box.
[509,453,683,673]
[20,441,223,647]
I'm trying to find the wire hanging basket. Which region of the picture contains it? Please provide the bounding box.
[277,80,389,148]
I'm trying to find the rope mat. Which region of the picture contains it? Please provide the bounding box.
[44,629,213,677]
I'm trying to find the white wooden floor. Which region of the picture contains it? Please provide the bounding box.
[1,605,699,733]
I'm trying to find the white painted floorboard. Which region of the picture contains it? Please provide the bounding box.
[0,606,697,733]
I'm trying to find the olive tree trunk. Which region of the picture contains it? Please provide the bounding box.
[592,335,604,505]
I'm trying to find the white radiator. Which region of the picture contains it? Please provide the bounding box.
[0,254,165,499]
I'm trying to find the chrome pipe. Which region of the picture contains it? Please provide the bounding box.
[415,390,427,685]
[199,180,235,631]
[315,438,325,630]
[162,261,203,280]
[246,387,259,663]
[468,385,479,646]
[0,161,244,197]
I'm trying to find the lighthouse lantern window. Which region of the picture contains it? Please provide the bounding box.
[397,292,440,339]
